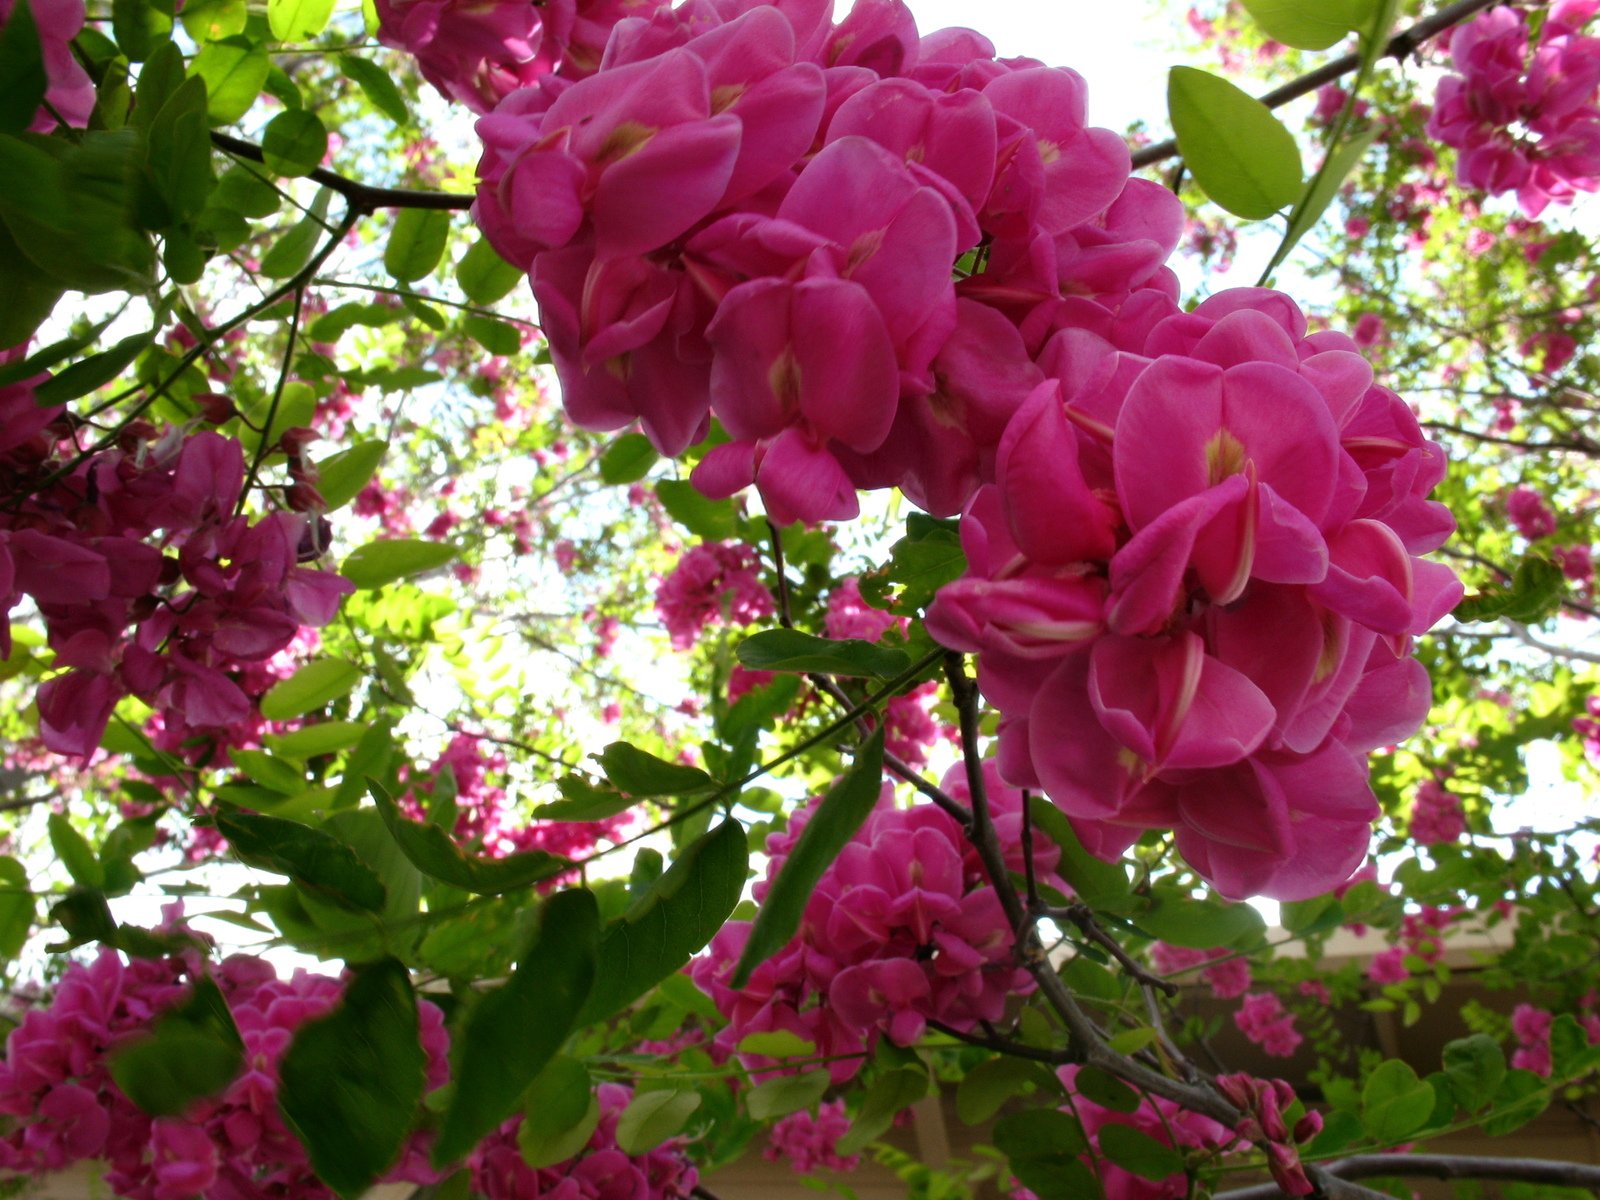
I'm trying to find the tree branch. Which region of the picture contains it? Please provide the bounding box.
[1215,1154,1600,1200]
[211,131,475,213]
[1130,0,1501,169]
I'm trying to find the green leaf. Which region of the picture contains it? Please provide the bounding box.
[745,1070,829,1121]
[656,480,735,540]
[732,728,883,988]
[180,0,247,42]
[433,888,599,1166]
[600,433,659,484]
[955,1057,1055,1126]
[315,440,387,511]
[1264,125,1377,280]
[993,1109,1097,1200]
[1360,1059,1437,1143]
[338,55,408,125]
[1455,556,1566,624]
[0,0,48,135]
[230,748,306,794]
[836,1067,928,1155]
[1442,1034,1505,1111]
[384,208,451,282]
[279,959,426,1198]
[455,237,522,305]
[1238,0,1372,49]
[515,1056,597,1168]
[1073,1065,1140,1113]
[0,219,61,345]
[735,1030,816,1059]
[578,818,747,1024]
[534,776,638,823]
[1168,66,1302,220]
[594,741,715,797]
[858,514,965,617]
[461,314,520,355]
[267,0,334,41]
[1137,890,1265,949]
[1481,1068,1549,1135]
[215,811,387,911]
[33,331,151,404]
[265,721,369,760]
[1027,797,1129,907]
[615,1089,701,1154]
[1551,1013,1600,1078]
[262,109,327,176]
[343,538,459,589]
[109,978,244,1116]
[47,813,103,889]
[260,657,362,721]
[190,36,269,125]
[259,205,326,279]
[145,74,215,223]
[113,0,173,61]
[1096,1123,1185,1183]
[737,629,911,680]
[0,857,36,961]
[369,779,572,894]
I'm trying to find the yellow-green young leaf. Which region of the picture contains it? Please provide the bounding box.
[338,54,407,124]
[615,1089,701,1154]
[267,0,334,42]
[48,813,102,889]
[1360,1059,1437,1142]
[1238,0,1374,49]
[180,0,246,42]
[455,237,522,304]
[261,109,326,176]
[342,538,458,589]
[190,36,268,124]
[1168,66,1302,220]
[315,440,386,511]
[260,657,362,720]
[384,208,451,282]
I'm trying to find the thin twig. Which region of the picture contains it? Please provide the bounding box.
[1215,1154,1600,1200]
[211,131,474,213]
[1047,904,1179,997]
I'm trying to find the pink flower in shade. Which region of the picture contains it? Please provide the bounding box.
[0,0,95,131]
[376,0,560,112]
[1511,1003,1555,1076]
[764,1100,860,1173]
[655,541,774,649]
[1556,543,1594,581]
[148,1118,219,1200]
[1366,946,1409,985]
[1410,778,1466,844]
[1234,992,1303,1058]
[1506,484,1557,539]
[1352,312,1385,348]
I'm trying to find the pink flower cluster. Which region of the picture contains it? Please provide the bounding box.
[1410,777,1466,845]
[1011,1064,1231,1200]
[827,577,946,768]
[469,1082,699,1200]
[1215,1073,1323,1198]
[0,0,94,130]
[691,760,1061,1082]
[1233,992,1302,1058]
[1150,942,1251,999]
[926,288,1460,902]
[1509,998,1600,1077]
[404,733,631,860]
[655,540,774,649]
[1,361,353,759]
[1505,483,1557,540]
[763,1099,860,1173]
[471,0,1181,526]
[0,940,448,1198]
[1428,1,1600,216]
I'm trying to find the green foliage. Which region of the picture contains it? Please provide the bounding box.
[109,979,244,1117]
[1167,66,1302,218]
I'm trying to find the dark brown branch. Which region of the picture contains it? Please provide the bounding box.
[211,131,475,213]
[1046,903,1179,997]
[926,1018,1074,1065]
[1130,0,1501,169]
[1216,1154,1600,1200]
[1422,420,1600,456]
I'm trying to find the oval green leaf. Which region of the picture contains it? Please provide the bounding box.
[260,657,362,721]
[737,628,911,680]
[1168,66,1302,220]
[262,109,326,177]
[342,538,458,589]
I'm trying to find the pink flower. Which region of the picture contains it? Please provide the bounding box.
[1506,484,1557,539]
[765,1100,860,1173]
[1366,946,1409,984]
[655,541,774,650]
[1410,779,1466,844]
[1234,993,1302,1057]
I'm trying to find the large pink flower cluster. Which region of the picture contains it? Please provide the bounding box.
[691,760,1061,1083]
[469,1082,699,1200]
[0,0,95,131]
[655,540,773,649]
[1,362,353,758]
[925,288,1461,901]
[0,940,448,1198]
[472,0,1178,525]
[1427,1,1600,216]
[763,1099,859,1173]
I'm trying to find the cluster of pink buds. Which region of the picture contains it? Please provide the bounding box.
[1,354,353,757]
[1428,1,1600,216]
[1216,1074,1323,1197]
[692,760,1063,1082]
